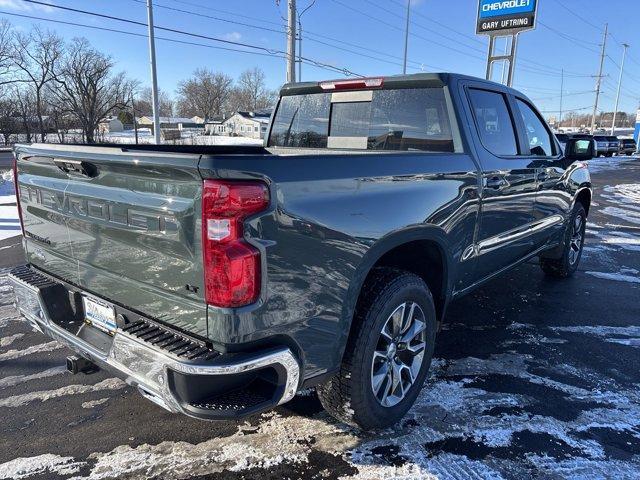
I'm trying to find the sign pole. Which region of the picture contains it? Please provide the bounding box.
[506,33,519,87]
[478,0,537,85]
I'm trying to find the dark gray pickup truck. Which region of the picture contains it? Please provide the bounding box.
[9,73,593,430]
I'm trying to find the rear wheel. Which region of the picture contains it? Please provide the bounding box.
[317,268,436,430]
[540,204,586,278]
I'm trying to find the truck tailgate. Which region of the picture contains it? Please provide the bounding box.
[15,144,207,337]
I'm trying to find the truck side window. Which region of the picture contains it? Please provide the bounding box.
[367,89,454,152]
[468,88,518,156]
[516,98,554,156]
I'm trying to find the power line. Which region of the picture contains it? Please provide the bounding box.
[555,0,601,31]
[0,9,356,78]
[331,0,592,78]
[531,90,595,102]
[537,22,600,54]
[126,0,441,71]
[539,105,592,113]
[18,0,363,77]
[131,0,284,35]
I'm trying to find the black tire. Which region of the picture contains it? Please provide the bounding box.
[317,267,437,430]
[540,203,586,278]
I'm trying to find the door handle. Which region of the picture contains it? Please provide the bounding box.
[485,176,508,189]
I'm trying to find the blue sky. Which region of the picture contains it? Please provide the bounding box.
[1,0,639,117]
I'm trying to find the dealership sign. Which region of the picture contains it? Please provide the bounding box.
[477,0,538,34]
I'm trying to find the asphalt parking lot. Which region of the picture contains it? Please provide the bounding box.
[0,156,639,479]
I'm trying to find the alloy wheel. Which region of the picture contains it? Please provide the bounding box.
[370,302,427,407]
[569,213,584,265]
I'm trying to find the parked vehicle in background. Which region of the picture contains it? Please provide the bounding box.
[619,138,637,156]
[9,73,594,430]
[593,135,618,157]
[606,136,620,156]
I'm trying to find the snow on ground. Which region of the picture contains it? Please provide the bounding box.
[0,454,84,480]
[0,170,15,204]
[0,366,67,389]
[585,155,638,173]
[0,340,64,362]
[0,377,126,408]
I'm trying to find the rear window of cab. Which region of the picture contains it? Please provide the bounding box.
[268,88,456,153]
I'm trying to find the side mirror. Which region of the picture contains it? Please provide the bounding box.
[565,138,594,161]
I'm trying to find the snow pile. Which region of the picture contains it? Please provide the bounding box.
[76,413,358,479]
[81,398,110,409]
[0,454,84,479]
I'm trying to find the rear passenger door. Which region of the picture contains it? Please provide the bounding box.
[463,84,538,281]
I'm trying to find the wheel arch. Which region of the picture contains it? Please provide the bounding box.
[574,187,592,216]
[338,226,452,362]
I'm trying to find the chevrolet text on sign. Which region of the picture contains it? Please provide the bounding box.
[477,0,537,34]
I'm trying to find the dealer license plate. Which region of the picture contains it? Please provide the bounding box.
[83,296,117,334]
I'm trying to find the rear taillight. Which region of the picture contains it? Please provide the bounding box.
[12,156,25,236]
[202,180,269,308]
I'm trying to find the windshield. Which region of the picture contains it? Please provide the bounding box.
[268,88,455,153]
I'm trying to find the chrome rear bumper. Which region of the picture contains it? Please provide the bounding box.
[8,265,300,419]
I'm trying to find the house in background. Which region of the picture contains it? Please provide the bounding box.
[98,117,124,134]
[222,111,271,139]
[204,115,226,135]
[137,116,204,133]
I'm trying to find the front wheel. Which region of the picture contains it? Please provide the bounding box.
[317,268,436,430]
[540,204,586,278]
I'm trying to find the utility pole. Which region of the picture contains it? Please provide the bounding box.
[559,69,564,128]
[402,0,411,74]
[146,0,161,144]
[591,23,608,134]
[611,43,629,135]
[286,0,296,83]
[297,22,302,81]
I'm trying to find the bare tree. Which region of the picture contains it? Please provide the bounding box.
[133,86,174,117]
[0,19,17,88]
[0,97,18,146]
[51,38,137,143]
[231,67,277,112]
[13,85,36,143]
[176,68,233,119]
[12,26,63,142]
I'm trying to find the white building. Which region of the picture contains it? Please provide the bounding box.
[137,116,204,132]
[98,117,124,134]
[222,111,271,139]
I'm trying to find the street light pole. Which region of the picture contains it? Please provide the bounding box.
[146,0,161,144]
[402,0,411,74]
[591,23,608,134]
[559,69,564,128]
[611,43,629,136]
